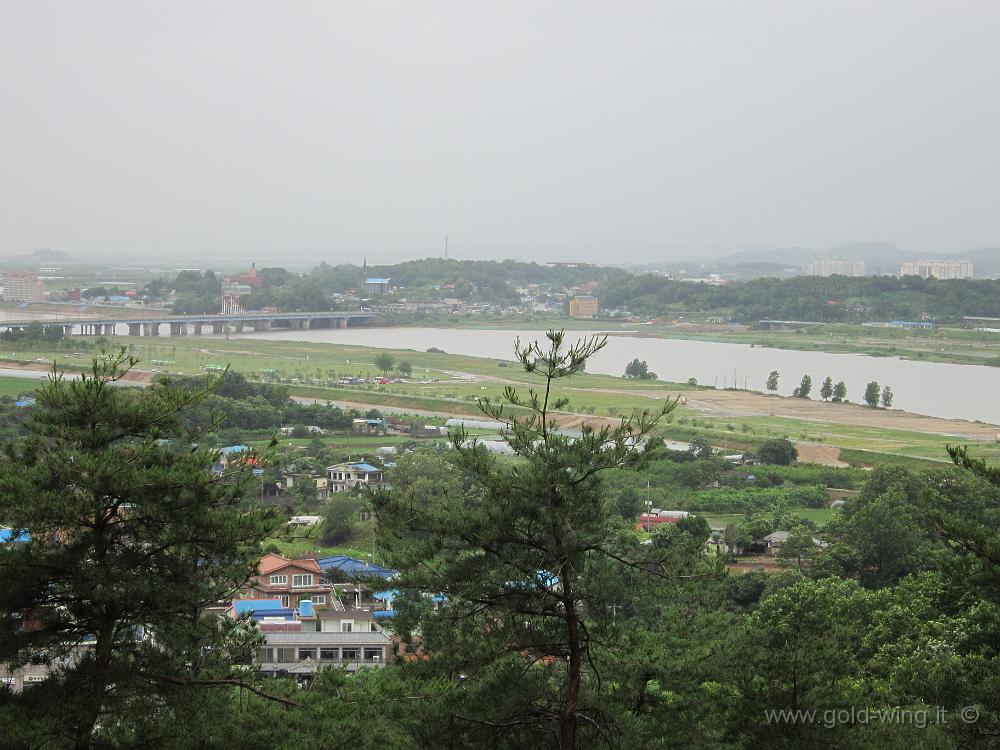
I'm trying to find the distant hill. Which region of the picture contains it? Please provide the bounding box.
[22,249,74,262]
[718,242,1000,277]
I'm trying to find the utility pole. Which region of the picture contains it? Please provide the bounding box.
[444,236,449,260]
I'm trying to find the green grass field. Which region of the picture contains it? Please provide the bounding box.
[0,377,45,397]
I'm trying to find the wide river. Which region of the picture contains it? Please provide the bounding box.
[235,327,1000,425]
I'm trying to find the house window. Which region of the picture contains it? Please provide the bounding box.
[341,648,359,661]
[256,647,273,663]
[269,574,287,585]
[276,648,296,662]
[340,621,352,633]
[320,648,338,661]
[364,648,382,661]
[292,574,314,587]
[312,595,326,605]
[298,648,317,660]
[279,595,290,607]
[370,623,378,632]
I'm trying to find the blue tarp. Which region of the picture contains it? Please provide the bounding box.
[0,529,30,543]
[221,445,251,454]
[373,610,395,619]
[317,555,396,580]
[232,599,286,616]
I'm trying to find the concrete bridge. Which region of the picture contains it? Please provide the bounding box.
[0,311,377,337]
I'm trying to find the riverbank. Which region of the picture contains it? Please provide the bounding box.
[373,314,1000,368]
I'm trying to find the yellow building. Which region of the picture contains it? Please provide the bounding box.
[568,296,599,318]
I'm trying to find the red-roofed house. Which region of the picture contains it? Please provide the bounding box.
[245,553,335,610]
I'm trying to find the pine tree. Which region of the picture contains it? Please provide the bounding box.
[374,331,690,748]
[766,370,780,392]
[0,350,281,748]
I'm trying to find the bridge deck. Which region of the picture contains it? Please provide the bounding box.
[0,311,376,328]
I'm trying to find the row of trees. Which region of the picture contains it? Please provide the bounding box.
[768,370,893,406]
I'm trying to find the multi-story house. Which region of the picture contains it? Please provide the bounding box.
[326,462,384,493]
[235,599,391,681]
[245,553,335,610]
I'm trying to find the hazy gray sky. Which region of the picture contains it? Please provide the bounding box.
[2,1,999,265]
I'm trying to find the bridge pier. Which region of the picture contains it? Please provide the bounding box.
[212,322,225,334]
[192,323,202,336]
[234,322,244,333]
[128,323,141,336]
[253,320,271,332]
[169,322,187,336]
[338,317,348,329]
[145,323,160,336]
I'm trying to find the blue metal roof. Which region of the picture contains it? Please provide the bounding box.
[349,463,381,473]
[317,555,396,580]
[365,278,391,284]
[221,445,251,454]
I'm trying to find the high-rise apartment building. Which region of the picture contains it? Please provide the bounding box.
[1,270,46,303]
[899,260,973,279]
[803,258,866,277]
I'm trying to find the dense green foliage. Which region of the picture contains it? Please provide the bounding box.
[170,270,222,314]
[758,438,798,466]
[0,352,279,747]
[599,273,1000,322]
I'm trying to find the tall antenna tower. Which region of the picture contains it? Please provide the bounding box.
[444,236,449,260]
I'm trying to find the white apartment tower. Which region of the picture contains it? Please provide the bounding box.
[899,260,973,279]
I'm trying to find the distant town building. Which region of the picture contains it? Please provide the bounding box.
[803,258,866,277]
[899,259,973,279]
[222,262,263,289]
[1,270,45,303]
[363,278,391,296]
[568,296,599,318]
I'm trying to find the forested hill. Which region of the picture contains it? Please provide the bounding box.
[309,258,629,295]
[599,274,1000,323]
[164,257,1000,322]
